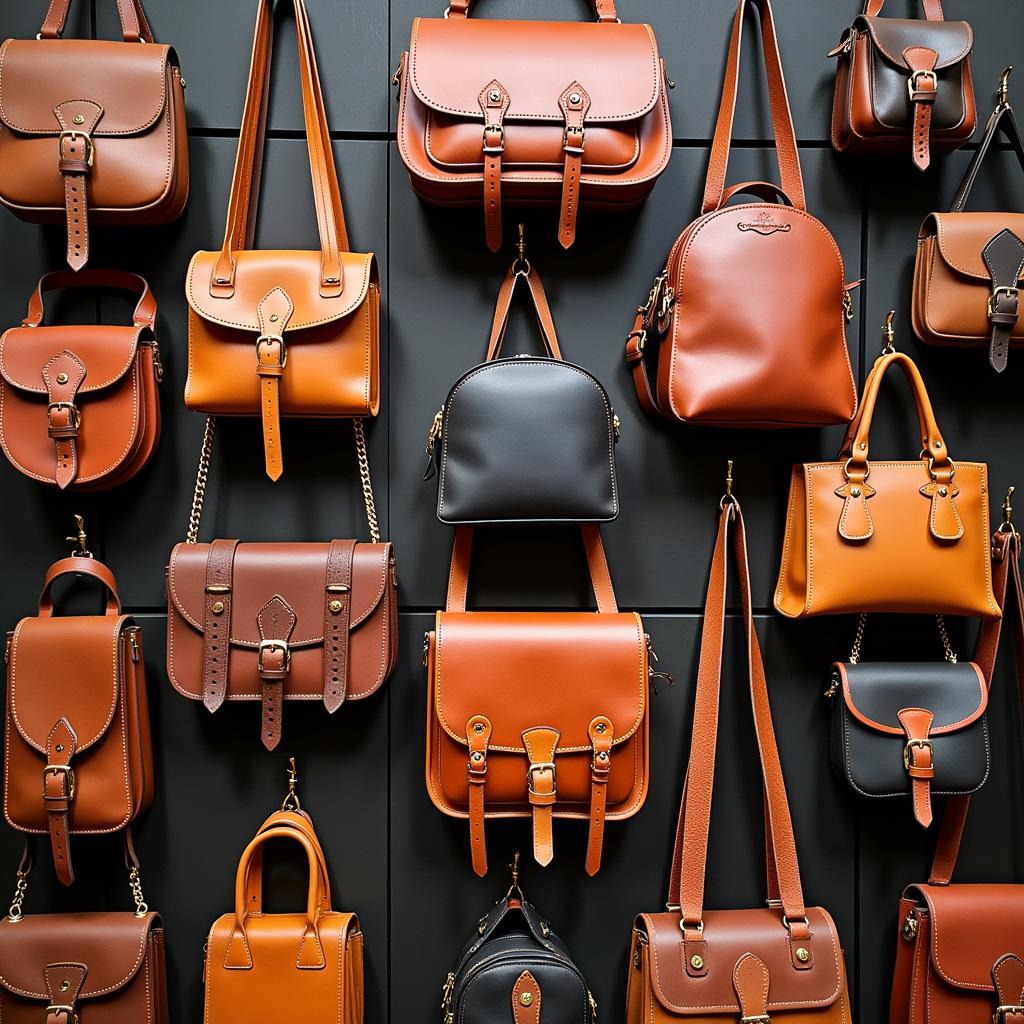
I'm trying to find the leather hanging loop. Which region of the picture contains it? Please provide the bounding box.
[39,0,156,42]
[22,270,158,330]
[950,103,1024,214]
[38,557,122,616]
[446,0,619,23]
[485,264,564,361]
[862,0,945,21]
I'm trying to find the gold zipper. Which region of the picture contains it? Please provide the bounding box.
[130,632,141,664]
[422,632,432,667]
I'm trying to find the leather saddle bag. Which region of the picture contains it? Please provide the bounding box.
[829,0,975,171]
[775,348,999,618]
[394,0,672,252]
[204,809,363,1024]
[184,0,380,481]
[889,526,1024,1024]
[0,271,162,490]
[0,0,188,270]
[424,526,650,877]
[4,546,153,886]
[625,0,857,429]
[913,76,1024,371]
[424,259,619,524]
[628,498,852,1024]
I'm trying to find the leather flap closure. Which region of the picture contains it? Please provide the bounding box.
[7,615,127,756]
[640,908,843,1014]
[910,884,1024,992]
[929,213,1024,282]
[167,542,391,649]
[0,39,172,136]
[408,18,662,123]
[0,326,142,395]
[858,17,973,71]
[432,611,646,752]
[186,251,375,332]
[837,661,987,736]
[0,912,158,1000]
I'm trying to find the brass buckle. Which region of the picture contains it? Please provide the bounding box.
[43,765,75,801]
[563,126,586,154]
[58,130,94,167]
[989,286,1020,317]
[638,273,666,318]
[907,70,938,100]
[482,124,505,154]
[44,1006,78,1024]
[526,761,556,795]
[994,1008,1024,1024]
[741,1017,771,1024]
[256,334,287,369]
[46,402,81,428]
[903,738,934,770]
[626,330,646,352]
[257,639,291,674]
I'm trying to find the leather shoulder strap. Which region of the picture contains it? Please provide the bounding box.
[950,103,1024,213]
[40,0,155,42]
[22,270,157,330]
[485,265,563,361]
[446,0,619,23]
[38,557,122,616]
[863,0,944,19]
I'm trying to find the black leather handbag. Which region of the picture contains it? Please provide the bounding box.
[423,255,619,525]
[828,616,990,829]
[441,856,596,1024]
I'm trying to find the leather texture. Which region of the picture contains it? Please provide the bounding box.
[775,350,999,618]
[0,910,167,1024]
[0,0,188,269]
[396,4,672,250]
[0,271,161,490]
[166,541,398,751]
[4,555,153,886]
[184,0,380,480]
[627,501,851,1024]
[428,263,618,524]
[625,0,857,429]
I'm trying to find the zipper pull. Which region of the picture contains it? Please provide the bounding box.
[422,632,432,667]
[824,670,840,701]
[901,911,919,942]
[613,413,621,442]
[441,972,455,1020]
[423,408,443,480]
[149,338,164,382]
[827,35,853,59]
[392,52,407,90]
[588,992,598,1021]
[130,632,141,664]
[645,634,675,696]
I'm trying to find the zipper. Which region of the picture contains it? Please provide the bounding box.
[827,35,853,59]
[613,413,621,442]
[645,634,675,696]
[423,408,444,478]
[149,338,164,382]
[901,910,920,942]
[441,970,455,1022]
[633,931,647,969]
[589,991,598,1021]
[824,669,840,701]
[130,631,141,664]
[392,52,407,89]
[422,631,432,667]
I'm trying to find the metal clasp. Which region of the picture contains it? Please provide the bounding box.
[58,130,94,166]
[741,1016,771,1024]
[526,761,556,795]
[43,765,75,801]
[256,334,287,369]
[257,639,291,674]
[907,70,938,100]
[563,126,586,154]
[994,1008,1024,1024]
[989,286,1020,317]
[903,738,934,771]
[482,124,505,154]
[47,402,81,429]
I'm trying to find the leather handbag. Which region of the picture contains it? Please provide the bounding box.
[424,525,652,876]
[441,854,597,1024]
[0,0,188,270]
[829,0,976,171]
[165,418,397,752]
[0,271,162,490]
[184,0,380,481]
[828,616,990,828]
[394,0,672,252]
[912,70,1024,371]
[204,807,363,1024]
[775,343,999,619]
[424,255,619,525]
[4,522,153,886]
[628,495,852,1024]
[625,0,858,429]
[889,521,1024,1024]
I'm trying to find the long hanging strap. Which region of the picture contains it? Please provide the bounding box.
[40,0,155,42]
[485,264,563,362]
[950,103,1024,213]
[862,0,944,19]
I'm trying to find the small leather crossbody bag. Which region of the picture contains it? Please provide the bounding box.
[424,257,619,525]
[913,70,1024,371]
[0,271,162,490]
[628,496,852,1024]
[829,0,975,171]
[0,0,188,269]
[625,0,857,430]
[395,0,672,252]
[424,526,651,877]
[185,0,380,481]
[775,342,999,619]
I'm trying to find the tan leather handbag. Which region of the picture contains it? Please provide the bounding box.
[628,496,852,1024]
[775,341,999,619]
[204,808,363,1024]
[394,0,672,252]
[4,520,154,886]
[185,0,380,481]
[625,0,857,429]
[0,271,162,490]
[913,71,1024,372]
[424,526,652,877]
[0,0,188,270]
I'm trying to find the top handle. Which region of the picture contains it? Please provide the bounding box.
[485,262,563,361]
[37,557,122,617]
[862,0,945,20]
[22,270,157,330]
[39,0,155,42]
[242,810,332,917]
[445,0,619,23]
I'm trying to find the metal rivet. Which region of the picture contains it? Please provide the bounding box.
[55,744,64,753]
[595,722,607,733]
[72,114,84,125]
[60,981,70,992]
[211,601,225,614]
[934,440,942,449]
[269,313,279,323]
[325,276,340,284]
[215,277,229,284]
[569,92,582,104]
[473,722,484,734]
[939,487,948,497]
[329,599,343,613]
[520,993,533,1007]
[489,89,502,103]
[690,955,705,971]
[850,486,861,498]
[56,372,69,385]
[597,751,609,762]
[471,751,484,762]
[796,948,811,963]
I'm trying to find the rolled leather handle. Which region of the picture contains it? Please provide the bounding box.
[485,264,563,361]
[38,557,121,617]
[862,0,945,20]
[22,270,157,330]
[446,0,619,23]
[242,811,332,915]
[39,0,155,42]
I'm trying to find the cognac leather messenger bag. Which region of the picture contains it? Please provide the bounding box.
[395,0,673,252]
[0,271,162,491]
[628,499,852,1024]
[0,0,188,270]
[185,0,380,481]
[625,0,858,429]
[424,526,650,877]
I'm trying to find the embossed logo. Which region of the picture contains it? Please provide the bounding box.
[737,211,791,236]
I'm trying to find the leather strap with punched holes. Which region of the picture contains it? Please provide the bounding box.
[44,718,78,886]
[558,83,591,249]
[256,596,296,751]
[202,539,239,713]
[585,716,614,875]
[478,81,510,253]
[897,708,936,828]
[904,47,940,172]
[323,539,356,712]
[255,288,294,480]
[522,727,560,867]
[53,100,103,270]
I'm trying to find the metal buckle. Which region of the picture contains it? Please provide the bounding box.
[782,914,810,933]
[46,402,81,428]
[907,70,938,100]
[626,330,646,352]
[482,124,505,154]
[43,765,75,801]
[44,1006,78,1024]
[563,126,586,154]
[257,639,291,674]
[994,1008,1024,1023]
[58,130,94,167]
[904,738,934,770]
[989,286,1020,317]
[741,1017,772,1024]
[526,761,556,795]
[256,334,287,369]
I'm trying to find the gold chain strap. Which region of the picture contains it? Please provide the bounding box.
[935,614,957,664]
[849,613,957,664]
[353,418,381,544]
[849,613,868,664]
[129,863,149,918]
[6,868,27,923]
[185,415,217,544]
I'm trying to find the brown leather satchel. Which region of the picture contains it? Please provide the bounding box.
[913,70,1024,371]
[889,523,1024,1024]
[628,496,852,1024]
[625,0,857,429]
[3,524,154,886]
[0,271,162,490]
[775,342,999,619]
[185,0,380,481]
[424,525,651,877]
[394,0,672,252]
[204,807,363,1024]
[0,0,188,270]
[829,0,976,171]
